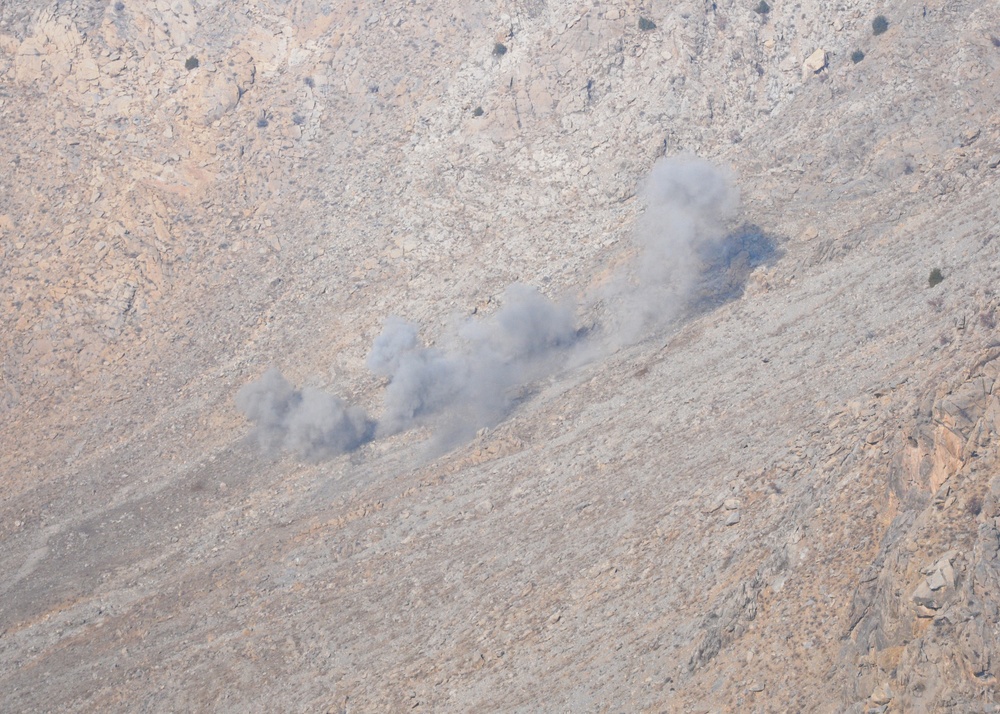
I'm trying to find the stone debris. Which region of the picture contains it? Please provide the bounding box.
[702,490,730,513]
[802,49,827,75]
[474,499,494,515]
[912,551,959,613]
[870,682,892,705]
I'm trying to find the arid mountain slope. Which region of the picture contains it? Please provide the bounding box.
[2,0,1000,711]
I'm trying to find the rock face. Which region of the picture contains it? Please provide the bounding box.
[184,49,256,124]
[837,349,1000,710]
[2,0,1000,711]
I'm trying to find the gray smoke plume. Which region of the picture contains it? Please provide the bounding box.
[236,157,742,459]
[370,282,578,450]
[603,156,740,344]
[366,315,420,377]
[235,367,372,460]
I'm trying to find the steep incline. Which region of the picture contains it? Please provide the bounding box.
[2,0,1000,711]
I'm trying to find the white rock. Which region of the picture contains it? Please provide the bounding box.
[803,49,827,74]
[77,58,101,81]
[926,569,947,591]
[475,500,494,515]
[702,491,728,513]
[939,559,956,589]
[871,683,892,705]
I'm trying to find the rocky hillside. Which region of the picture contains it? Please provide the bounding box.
[2,0,1000,711]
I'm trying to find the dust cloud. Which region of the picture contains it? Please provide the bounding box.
[237,157,742,458]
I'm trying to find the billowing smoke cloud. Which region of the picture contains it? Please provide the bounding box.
[371,282,578,450]
[367,315,420,377]
[235,367,373,460]
[602,156,740,345]
[237,157,742,459]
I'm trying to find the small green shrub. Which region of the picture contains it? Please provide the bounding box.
[872,15,889,35]
[755,0,770,14]
[472,106,484,117]
[493,42,508,56]
[185,56,200,70]
[928,268,944,287]
[851,49,865,63]
[639,17,657,31]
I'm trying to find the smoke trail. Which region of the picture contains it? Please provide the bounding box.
[370,283,578,450]
[236,157,743,459]
[235,367,372,460]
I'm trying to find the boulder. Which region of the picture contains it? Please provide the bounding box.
[803,49,827,75]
